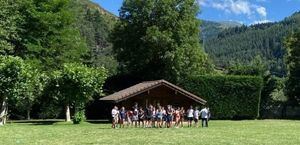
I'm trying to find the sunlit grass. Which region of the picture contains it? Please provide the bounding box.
[0,120,299,145]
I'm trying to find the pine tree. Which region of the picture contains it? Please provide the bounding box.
[285,30,300,105]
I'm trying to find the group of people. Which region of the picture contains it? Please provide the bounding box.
[111,103,210,129]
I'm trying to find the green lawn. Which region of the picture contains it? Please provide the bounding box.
[0,120,299,145]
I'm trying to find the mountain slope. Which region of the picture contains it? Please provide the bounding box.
[201,20,242,41]
[80,1,300,77]
[204,12,300,76]
[77,0,118,75]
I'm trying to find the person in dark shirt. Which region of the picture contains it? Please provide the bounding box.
[119,107,126,128]
[166,105,173,128]
[145,105,153,128]
[138,107,145,128]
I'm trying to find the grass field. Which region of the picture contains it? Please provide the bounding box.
[0,120,299,145]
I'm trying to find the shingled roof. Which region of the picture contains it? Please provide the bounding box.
[100,80,206,104]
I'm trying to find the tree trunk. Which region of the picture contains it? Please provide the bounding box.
[0,98,8,126]
[27,109,31,120]
[65,104,71,122]
[281,103,287,119]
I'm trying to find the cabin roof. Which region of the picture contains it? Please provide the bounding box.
[100,80,206,104]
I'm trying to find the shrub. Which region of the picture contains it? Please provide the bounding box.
[182,75,263,119]
[73,110,86,124]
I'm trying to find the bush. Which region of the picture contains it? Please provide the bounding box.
[73,110,86,124]
[182,75,263,119]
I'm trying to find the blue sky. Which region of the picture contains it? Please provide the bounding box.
[93,0,300,25]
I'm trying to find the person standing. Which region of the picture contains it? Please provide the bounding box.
[193,107,200,127]
[138,107,145,128]
[156,106,163,128]
[145,105,153,128]
[151,106,156,127]
[179,107,185,128]
[111,106,119,129]
[200,106,209,127]
[132,106,139,127]
[207,107,211,122]
[119,107,126,128]
[126,110,133,127]
[187,106,194,127]
[162,107,167,128]
[174,107,181,128]
[166,105,173,128]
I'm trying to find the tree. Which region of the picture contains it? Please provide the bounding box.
[260,74,288,118]
[1,0,89,69]
[0,0,23,55]
[0,56,27,125]
[285,30,300,105]
[14,69,46,120]
[76,2,118,75]
[111,0,213,83]
[228,55,267,76]
[47,63,107,123]
[204,12,300,77]
[18,0,88,70]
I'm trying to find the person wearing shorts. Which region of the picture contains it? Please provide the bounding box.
[171,106,175,127]
[138,107,145,128]
[145,105,153,128]
[126,110,133,127]
[193,107,200,127]
[166,105,173,128]
[174,107,181,128]
[162,107,167,127]
[180,107,185,128]
[187,106,194,127]
[119,107,126,128]
[151,107,156,128]
[111,106,119,128]
[132,107,139,127]
[156,106,163,128]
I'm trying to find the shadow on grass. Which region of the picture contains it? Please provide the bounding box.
[86,120,110,124]
[10,119,65,125]
[10,119,111,125]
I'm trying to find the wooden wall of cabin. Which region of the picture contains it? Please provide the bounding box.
[117,85,202,110]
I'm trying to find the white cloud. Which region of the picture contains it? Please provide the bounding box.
[209,0,252,16]
[256,6,267,17]
[252,19,272,25]
[211,2,227,10]
[210,0,251,16]
[197,0,207,6]
[198,0,268,20]
[230,0,252,15]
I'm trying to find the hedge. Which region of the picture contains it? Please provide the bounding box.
[182,75,263,119]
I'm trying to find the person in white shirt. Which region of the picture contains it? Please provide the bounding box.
[200,106,209,127]
[111,106,119,128]
[187,106,194,127]
[193,107,200,127]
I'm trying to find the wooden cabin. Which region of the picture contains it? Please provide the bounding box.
[100,80,206,110]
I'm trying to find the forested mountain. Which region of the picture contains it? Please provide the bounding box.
[77,1,299,77]
[201,20,242,41]
[77,0,118,75]
[204,12,300,76]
